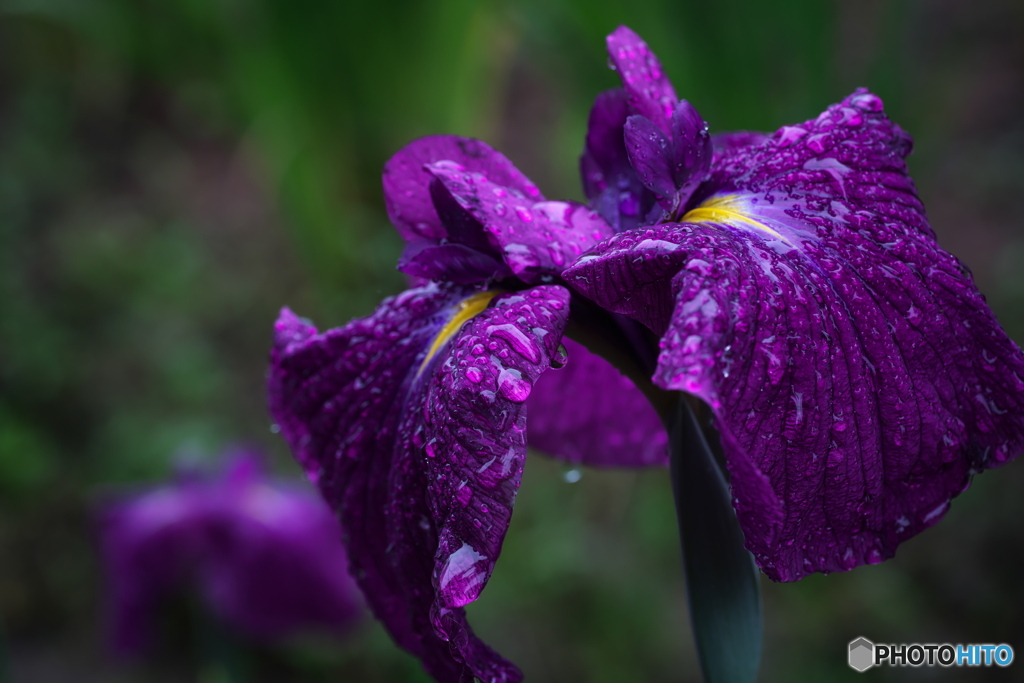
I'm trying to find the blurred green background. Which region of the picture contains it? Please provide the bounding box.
[2,0,1023,681]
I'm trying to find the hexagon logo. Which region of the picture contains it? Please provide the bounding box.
[849,637,875,672]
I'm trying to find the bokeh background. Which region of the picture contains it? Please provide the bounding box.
[2,0,1023,681]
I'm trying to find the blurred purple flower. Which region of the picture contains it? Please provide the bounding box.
[98,451,362,655]
[267,24,1024,683]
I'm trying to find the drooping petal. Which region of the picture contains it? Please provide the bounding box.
[415,287,570,622]
[427,161,615,283]
[606,26,677,135]
[270,289,474,680]
[383,136,543,242]
[269,284,571,682]
[527,337,668,467]
[565,89,1024,581]
[581,88,656,232]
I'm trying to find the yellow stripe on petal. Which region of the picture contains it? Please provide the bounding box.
[682,194,785,241]
[418,290,501,376]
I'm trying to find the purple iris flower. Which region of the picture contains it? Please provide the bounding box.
[268,25,1024,683]
[98,451,362,655]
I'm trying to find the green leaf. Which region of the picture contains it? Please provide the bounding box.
[669,398,762,683]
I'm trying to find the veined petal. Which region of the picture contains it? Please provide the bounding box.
[269,284,571,682]
[415,287,570,617]
[527,338,668,467]
[383,136,543,242]
[428,161,615,283]
[565,90,1024,581]
[606,26,677,134]
[270,287,484,681]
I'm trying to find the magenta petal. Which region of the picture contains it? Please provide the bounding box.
[624,114,675,201]
[669,100,713,208]
[418,287,570,613]
[605,26,677,134]
[270,288,492,681]
[269,285,571,682]
[527,338,667,467]
[428,161,615,283]
[398,240,511,284]
[581,89,632,200]
[383,136,543,242]
[566,90,1024,581]
[564,225,695,334]
[581,89,656,232]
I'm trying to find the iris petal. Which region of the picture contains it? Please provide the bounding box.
[581,88,657,232]
[605,26,677,135]
[527,337,668,467]
[564,90,1024,581]
[383,136,543,243]
[428,161,615,283]
[269,284,571,682]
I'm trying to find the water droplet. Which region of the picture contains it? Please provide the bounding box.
[465,367,483,383]
[487,324,540,363]
[514,206,534,222]
[562,468,582,483]
[551,343,569,369]
[269,423,281,434]
[497,368,532,403]
[437,542,488,607]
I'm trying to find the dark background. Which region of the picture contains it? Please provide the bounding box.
[1,0,1022,680]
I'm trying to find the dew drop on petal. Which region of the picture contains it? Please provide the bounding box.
[550,343,569,369]
[515,206,534,222]
[497,368,532,403]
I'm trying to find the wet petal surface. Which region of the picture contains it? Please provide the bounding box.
[269,284,570,682]
[565,90,1024,581]
[606,26,677,134]
[429,161,615,283]
[383,136,542,242]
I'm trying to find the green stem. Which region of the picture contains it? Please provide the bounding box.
[669,397,763,683]
[565,299,762,682]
